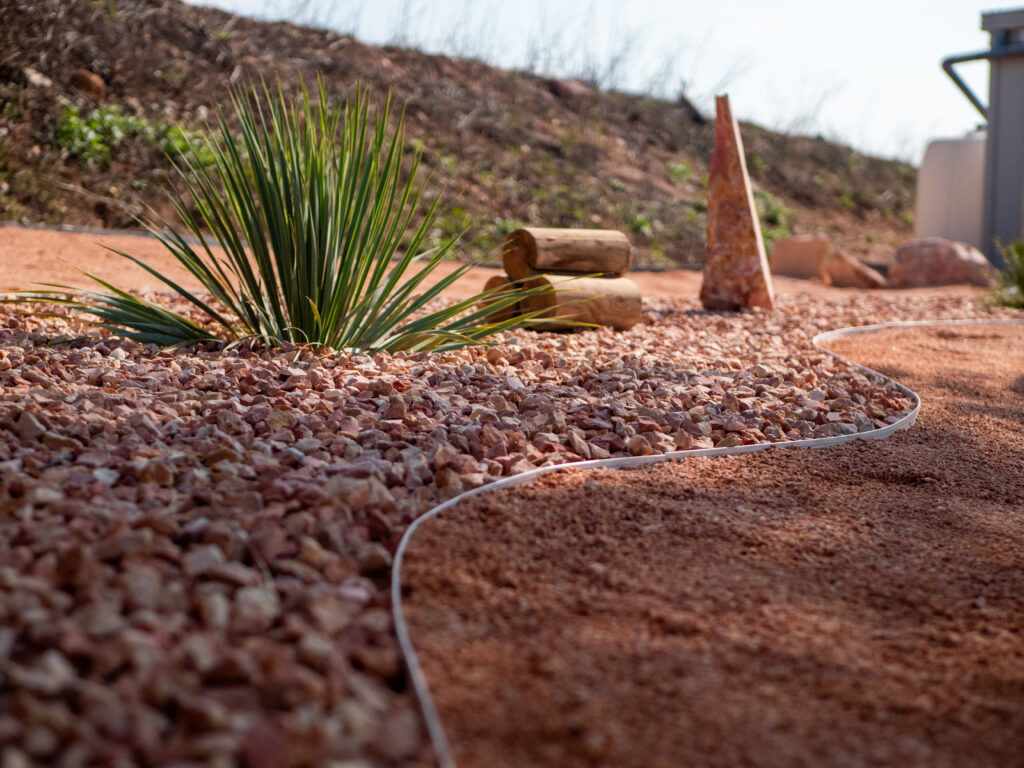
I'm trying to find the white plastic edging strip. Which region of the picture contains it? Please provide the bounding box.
[390,318,1022,768]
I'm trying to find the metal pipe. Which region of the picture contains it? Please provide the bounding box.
[942,41,1024,121]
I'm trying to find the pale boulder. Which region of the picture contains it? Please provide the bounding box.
[888,237,997,288]
[770,234,831,278]
[819,250,886,289]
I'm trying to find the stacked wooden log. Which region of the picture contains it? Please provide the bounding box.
[481,227,643,331]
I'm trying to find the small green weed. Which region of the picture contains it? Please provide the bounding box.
[2,101,23,120]
[430,206,472,251]
[995,241,1024,308]
[438,153,457,174]
[754,189,792,249]
[667,160,690,184]
[86,0,117,17]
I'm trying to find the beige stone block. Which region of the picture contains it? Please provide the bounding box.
[770,234,831,279]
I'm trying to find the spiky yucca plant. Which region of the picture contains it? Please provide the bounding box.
[18,80,549,351]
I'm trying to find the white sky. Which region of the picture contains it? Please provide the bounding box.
[186,0,1009,163]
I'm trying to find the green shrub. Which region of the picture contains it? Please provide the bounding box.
[55,105,152,164]
[22,80,546,351]
[54,104,210,166]
[996,241,1024,308]
[754,188,792,249]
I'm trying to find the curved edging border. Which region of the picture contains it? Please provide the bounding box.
[390,318,1021,768]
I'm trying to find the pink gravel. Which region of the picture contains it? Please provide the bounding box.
[0,283,1020,766]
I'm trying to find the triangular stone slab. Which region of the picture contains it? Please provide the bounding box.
[699,95,775,310]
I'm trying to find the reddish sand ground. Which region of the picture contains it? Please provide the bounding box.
[401,324,1024,768]
[0,225,984,301]
[1,226,1017,768]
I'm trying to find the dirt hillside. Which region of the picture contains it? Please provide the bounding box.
[1,0,915,268]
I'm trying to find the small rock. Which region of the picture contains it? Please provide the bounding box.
[673,431,694,450]
[294,436,322,454]
[567,430,591,459]
[178,695,229,731]
[23,726,59,758]
[182,544,226,578]
[15,410,45,441]
[339,700,378,749]
[305,591,353,634]
[715,433,745,448]
[252,525,291,563]
[23,67,52,88]
[297,632,334,671]
[69,69,105,101]
[351,645,401,683]
[27,486,64,505]
[626,434,652,456]
[198,590,230,630]
[433,466,463,491]
[357,542,392,576]
[820,250,886,289]
[205,562,261,587]
[231,586,280,634]
[41,432,79,451]
[431,442,458,469]
[383,394,407,420]
[91,468,119,485]
[374,708,421,762]
[139,460,174,486]
[123,563,162,610]
[324,475,395,513]
[75,601,124,637]
[298,536,332,569]
[266,410,297,432]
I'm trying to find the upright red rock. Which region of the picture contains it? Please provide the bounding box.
[700,95,775,310]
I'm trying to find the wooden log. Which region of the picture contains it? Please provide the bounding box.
[477,274,521,323]
[503,227,632,280]
[521,275,642,331]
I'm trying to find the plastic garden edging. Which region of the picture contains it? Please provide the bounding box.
[390,319,1022,768]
